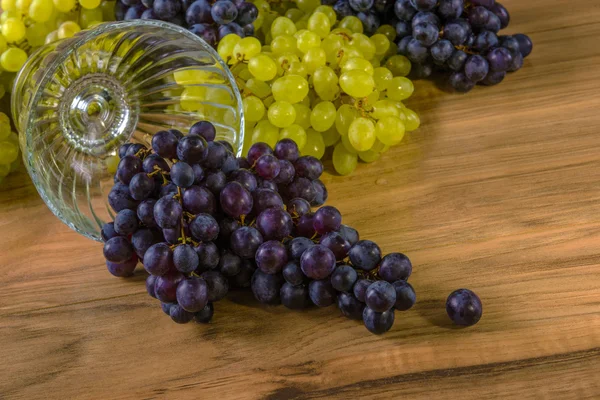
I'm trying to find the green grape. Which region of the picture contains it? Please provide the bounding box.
[0,10,19,25]
[279,124,307,149]
[404,108,420,131]
[330,27,353,36]
[79,7,103,29]
[301,128,325,159]
[307,11,330,38]
[321,34,344,65]
[26,22,50,47]
[294,16,308,31]
[338,16,363,34]
[386,76,414,101]
[271,34,297,55]
[333,142,358,175]
[358,149,380,163]
[0,122,11,141]
[271,16,297,37]
[314,5,336,25]
[2,18,26,42]
[261,12,278,36]
[309,101,336,132]
[276,53,299,76]
[253,10,265,30]
[268,101,296,128]
[57,20,80,39]
[52,0,73,12]
[271,74,309,103]
[252,120,280,148]
[348,117,375,151]
[287,60,307,77]
[237,65,252,80]
[371,139,387,153]
[217,33,241,61]
[300,94,311,107]
[0,140,18,164]
[16,0,31,13]
[292,103,311,129]
[79,0,100,8]
[321,125,340,147]
[338,45,363,66]
[295,0,320,13]
[371,99,400,120]
[0,47,27,72]
[350,33,375,60]
[340,132,357,154]
[341,57,374,75]
[365,90,379,108]
[285,8,305,22]
[370,34,390,56]
[206,86,233,105]
[264,96,275,108]
[339,70,374,98]
[233,36,262,62]
[106,155,119,175]
[301,47,326,74]
[253,0,271,13]
[243,95,266,122]
[385,55,411,77]
[0,32,8,55]
[248,54,277,81]
[45,30,58,44]
[335,104,358,135]
[312,66,338,101]
[1,0,17,11]
[375,116,405,145]
[0,163,10,178]
[180,87,206,111]
[376,24,396,42]
[29,0,54,22]
[370,57,381,68]
[295,29,320,54]
[174,69,224,85]
[101,0,115,21]
[373,67,393,91]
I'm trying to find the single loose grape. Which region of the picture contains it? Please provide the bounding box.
[373,67,393,91]
[332,142,358,175]
[301,128,325,159]
[375,116,405,145]
[248,54,278,81]
[341,57,374,76]
[243,96,265,122]
[339,70,375,98]
[0,47,27,72]
[2,18,26,42]
[387,77,414,101]
[385,55,411,77]
[307,11,330,38]
[268,101,296,128]
[302,47,326,74]
[309,101,336,132]
[252,120,280,148]
[279,124,307,150]
[271,74,309,103]
[348,117,376,151]
[335,104,359,135]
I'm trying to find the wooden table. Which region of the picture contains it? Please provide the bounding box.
[1,1,600,398]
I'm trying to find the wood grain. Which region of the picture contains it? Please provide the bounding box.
[1,1,600,398]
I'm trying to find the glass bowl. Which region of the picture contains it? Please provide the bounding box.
[12,20,244,242]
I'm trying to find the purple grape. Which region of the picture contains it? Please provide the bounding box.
[211,0,237,24]
[189,120,216,142]
[394,0,417,21]
[353,278,373,302]
[330,264,357,293]
[152,130,178,159]
[153,0,181,18]
[471,0,495,7]
[103,236,133,263]
[202,142,228,170]
[464,55,489,83]
[513,33,533,58]
[124,4,145,19]
[443,20,468,46]
[229,168,258,192]
[143,242,174,276]
[446,288,482,326]
[365,281,396,312]
[220,182,253,218]
[300,245,336,280]
[256,208,293,240]
[357,11,379,34]
[499,35,520,57]
[449,72,476,93]
[281,283,310,309]
[182,185,216,215]
[229,259,256,287]
[173,244,199,273]
[109,183,139,212]
[274,139,299,161]
[176,276,209,312]
[508,51,523,72]
[349,0,373,12]
[169,304,194,324]
[490,2,509,28]
[218,251,242,276]
[392,280,416,311]
[189,23,218,47]
[118,144,131,159]
[397,36,412,55]
[221,154,239,175]
[236,2,258,25]
[113,209,138,235]
[287,236,314,260]
[287,177,317,202]
[413,22,438,46]
[200,270,229,301]
[163,223,187,245]
[252,189,284,215]
[218,218,240,244]
[205,170,227,195]
[409,0,435,11]
[379,253,412,282]
[309,279,337,307]
[406,38,429,64]
[247,142,273,165]
[468,6,490,28]
[218,22,244,39]
[154,196,182,229]
[143,154,169,174]
[473,31,499,53]
[349,240,381,271]
[251,269,283,304]
[337,292,364,320]
[294,156,323,180]
[146,274,157,298]
[313,206,342,235]
[282,261,307,286]
[237,156,250,169]
[161,302,174,315]
[287,198,311,218]
[117,155,142,184]
[487,47,513,72]
[115,0,127,19]
[160,183,178,198]
[101,222,119,241]
[170,162,195,188]
[169,129,184,139]
[106,256,137,277]
[412,10,439,27]
[484,13,501,33]
[363,307,395,334]
[193,303,214,323]
[334,0,353,18]
[320,232,351,260]
[190,213,219,242]
[296,212,316,238]
[230,226,263,258]
[438,0,463,19]
[447,49,468,71]
[141,8,157,19]
[131,228,157,259]
[273,160,295,184]
[154,271,184,303]
[195,241,220,269]
[128,173,155,201]
[338,224,359,246]
[430,39,454,64]
[177,135,208,164]
[395,20,411,39]
[255,240,288,274]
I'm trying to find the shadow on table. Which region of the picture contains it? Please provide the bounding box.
[414,298,467,330]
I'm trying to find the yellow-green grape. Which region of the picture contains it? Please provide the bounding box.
[261,45,271,52]
[45,30,58,44]
[365,89,379,108]
[370,57,381,68]
[295,29,320,54]
[271,34,297,55]
[295,0,319,13]
[307,11,330,38]
[0,112,10,126]
[358,149,380,163]
[340,132,357,154]
[285,8,305,22]
[312,66,338,101]
[339,70,374,98]
[276,53,299,76]
[314,5,336,25]
[57,21,80,39]
[79,7,103,29]
[1,0,17,11]
[302,47,326,74]
[386,76,414,101]
[330,27,353,36]
[206,86,233,105]
[174,69,224,85]
[373,67,393,91]
[268,101,296,128]
[310,101,336,132]
[0,84,5,100]
[341,57,374,76]
[338,16,363,34]
[180,87,206,111]
[252,120,280,148]
[253,10,265,30]
[271,74,309,103]
[0,140,19,164]
[245,78,272,99]
[385,55,411,77]
[0,122,11,141]
[16,0,31,12]
[0,47,27,72]
[404,108,420,131]
[301,128,325,159]
[376,24,396,41]
[243,95,265,122]
[106,155,119,175]
[53,0,74,12]
[248,54,277,81]
[287,60,307,77]
[370,34,390,56]
[217,34,241,61]
[371,139,389,153]
[348,117,375,151]
[2,18,26,42]
[232,36,262,62]
[292,103,311,129]
[350,33,375,60]
[338,45,363,66]
[321,125,340,147]
[321,34,344,64]
[294,15,308,30]
[253,0,271,12]
[335,104,358,135]
[79,0,100,8]
[271,16,297,37]
[25,22,49,47]
[0,10,19,25]
[371,99,401,120]
[101,0,115,21]
[279,124,307,149]
[0,34,7,55]
[300,93,311,107]
[332,142,357,175]
[375,116,405,145]
[29,0,54,22]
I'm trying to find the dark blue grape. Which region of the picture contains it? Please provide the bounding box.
[313,206,341,235]
[363,307,395,334]
[255,154,280,180]
[353,278,373,302]
[484,13,501,33]
[334,0,354,18]
[330,264,358,293]
[211,0,237,24]
[176,276,209,312]
[464,55,489,82]
[430,39,454,64]
[193,303,214,323]
[115,0,127,19]
[124,4,145,20]
[379,253,412,282]
[413,22,438,46]
[449,72,475,92]
[273,160,295,185]
[143,153,170,173]
[282,261,307,286]
[205,170,227,195]
[409,0,435,11]
[154,196,182,229]
[392,280,416,311]
[406,38,429,63]
[131,228,156,259]
[337,292,364,320]
[468,6,489,28]
[287,237,314,261]
[274,138,299,161]
[202,141,228,170]
[174,244,199,273]
[251,269,283,304]
[106,256,137,277]
[280,283,310,309]
[295,212,316,238]
[152,130,178,159]
[230,226,263,258]
[200,270,229,301]
[190,213,219,242]
[357,11,380,35]
[349,0,373,12]
[143,242,175,276]
[438,0,463,19]
[301,245,336,280]
[218,251,241,276]
[471,0,495,8]
[255,239,288,275]
[487,47,513,72]
[189,120,216,142]
[514,33,533,57]
[287,198,311,219]
[101,222,120,241]
[218,22,244,40]
[256,208,293,240]
[218,218,240,244]
[221,154,239,175]
[161,302,174,315]
[365,281,396,312]
[397,35,412,55]
[473,30,499,52]
[177,135,207,164]
[220,182,253,218]
[443,20,468,46]
[287,177,317,202]
[394,0,417,21]
[160,183,178,198]
[118,143,131,159]
[411,11,439,28]
[169,304,194,324]
[490,2,509,28]
[320,232,351,260]
[499,35,521,57]
[446,288,482,326]
[189,23,218,47]
[508,51,523,72]
[247,142,273,165]
[146,275,157,298]
[230,168,258,192]
[309,279,337,307]
[117,155,142,184]
[136,199,157,228]
[338,225,359,246]
[109,182,139,212]
[141,9,158,19]
[236,2,258,25]
[447,49,468,71]
[311,179,327,207]
[182,185,216,215]
[129,172,155,200]
[395,20,411,39]
[195,241,220,269]
[294,156,323,180]
[114,209,139,235]
[348,240,381,271]
[252,188,284,215]
[186,0,213,25]
[153,0,181,19]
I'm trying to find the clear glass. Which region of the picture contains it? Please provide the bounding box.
[12,20,244,242]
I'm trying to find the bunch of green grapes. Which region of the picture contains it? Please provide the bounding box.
[0,111,20,183]
[216,2,420,175]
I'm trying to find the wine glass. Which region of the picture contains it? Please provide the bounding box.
[12,20,244,242]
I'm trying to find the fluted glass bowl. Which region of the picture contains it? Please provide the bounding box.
[12,20,244,242]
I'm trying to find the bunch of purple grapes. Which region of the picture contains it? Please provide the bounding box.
[392,0,532,92]
[101,121,416,334]
[115,0,259,46]
[329,0,393,35]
